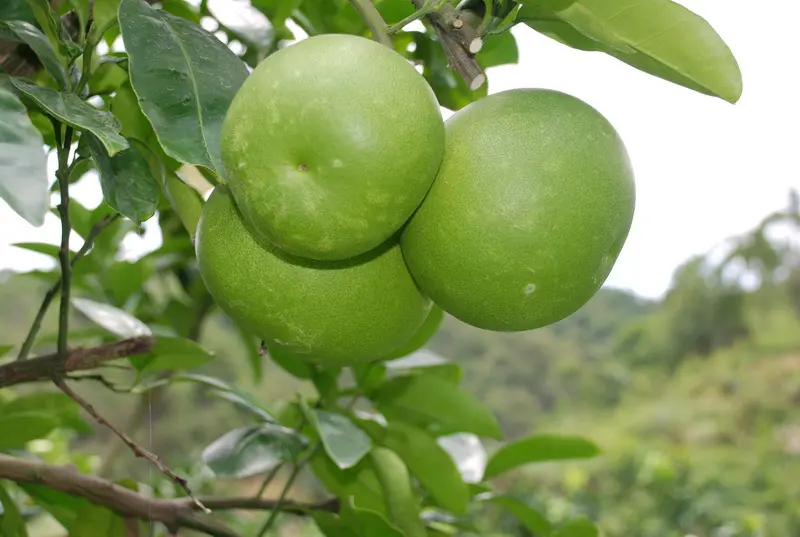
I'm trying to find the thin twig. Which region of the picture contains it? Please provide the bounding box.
[0,454,339,537]
[65,373,133,393]
[16,214,119,361]
[0,337,154,388]
[348,0,393,48]
[52,377,212,514]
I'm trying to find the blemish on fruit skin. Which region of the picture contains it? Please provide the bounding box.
[299,163,308,172]
[332,159,343,168]
[523,283,537,296]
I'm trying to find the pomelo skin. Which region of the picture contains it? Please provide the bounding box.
[196,185,433,366]
[220,34,445,261]
[400,89,636,332]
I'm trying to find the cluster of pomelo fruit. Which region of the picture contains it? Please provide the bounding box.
[195,34,636,367]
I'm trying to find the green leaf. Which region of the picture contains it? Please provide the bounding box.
[88,62,128,95]
[0,1,36,25]
[208,390,276,423]
[0,85,49,227]
[340,497,405,537]
[381,421,470,515]
[10,78,128,155]
[0,412,59,450]
[385,305,444,360]
[476,30,519,69]
[86,134,159,224]
[234,324,263,383]
[310,453,387,515]
[312,512,360,537]
[2,392,89,433]
[0,345,13,357]
[553,516,598,537]
[71,296,152,338]
[483,434,601,479]
[201,424,307,478]
[374,374,503,439]
[68,479,137,537]
[484,495,552,536]
[17,485,85,530]
[266,344,313,379]
[118,0,249,176]
[26,0,75,63]
[11,242,60,258]
[0,21,69,88]
[90,0,121,44]
[128,336,214,373]
[517,0,742,103]
[308,409,372,470]
[0,482,28,537]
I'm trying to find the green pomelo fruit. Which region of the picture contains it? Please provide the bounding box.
[220,34,445,261]
[401,89,636,331]
[195,185,433,366]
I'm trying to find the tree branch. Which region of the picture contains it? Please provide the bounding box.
[0,454,338,537]
[414,0,486,90]
[52,377,212,514]
[0,336,154,388]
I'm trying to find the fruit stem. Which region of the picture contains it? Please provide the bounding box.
[348,0,394,49]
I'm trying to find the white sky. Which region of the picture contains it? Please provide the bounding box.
[0,0,797,300]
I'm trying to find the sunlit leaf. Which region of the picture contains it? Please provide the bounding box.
[517,0,742,103]
[0,85,49,227]
[553,516,598,537]
[340,497,405,537]
[484,495,552,536]
[71,297,152,338]
[2,392,89,433]
[10,78,128,155]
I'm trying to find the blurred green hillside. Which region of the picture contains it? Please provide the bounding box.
[1,191,798,537]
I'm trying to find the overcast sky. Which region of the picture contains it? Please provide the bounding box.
[0,0,797,300]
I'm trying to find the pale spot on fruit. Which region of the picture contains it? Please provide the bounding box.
[523,283,537,296]
[332,159,343,168]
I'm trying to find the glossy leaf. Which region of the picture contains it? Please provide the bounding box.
[0,412,59,450]
[312,512,360,537]
[86,134,159,224]
[118,0,249,176]
[71,297,152,338]
[340,497,405,537]
[10,78,128,155]
[485,495,552,536]
[309,409,372,470]
[201,424,307,478]
[374,374,503,439]
[517,0,742,103]
[128,336,215,373]
[0,85,49,227]
[2,392,89,433]
[553,516,598,537]
[476,30,519,69]
[0,482,27,537]
[483,434,601,479]
[0,20,69,88]
[381,421,470,514]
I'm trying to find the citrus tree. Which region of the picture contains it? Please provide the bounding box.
[0,0,742,536]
